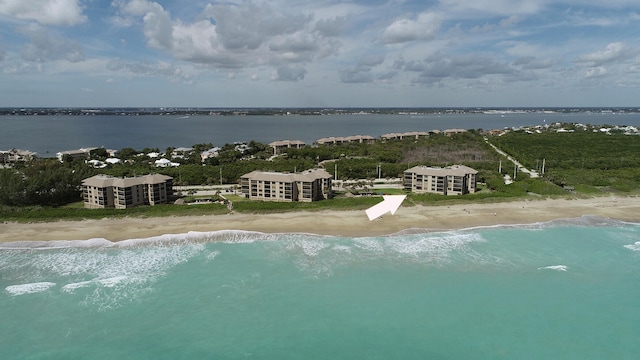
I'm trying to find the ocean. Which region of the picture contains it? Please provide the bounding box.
[2,112,640,156]
[2,218,639,359]
[2,112,640,358]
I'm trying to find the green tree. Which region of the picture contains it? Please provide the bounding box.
[90,148,108,159]
[118,147,139,160]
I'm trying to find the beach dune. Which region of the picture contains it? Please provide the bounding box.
[1,197,638,242]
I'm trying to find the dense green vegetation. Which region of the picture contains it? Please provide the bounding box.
[1,123,639,222]
[0,160,93,207]
[491,127,640,190]
[491,130,640,170]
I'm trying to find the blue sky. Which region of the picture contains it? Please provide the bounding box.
[0,0,639,107]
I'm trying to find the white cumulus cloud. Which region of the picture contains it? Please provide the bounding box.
[18,24,84,62]
[115,0,341,70]
[576,42,630,67]
[382,12,441,44]
[0,0,86,26]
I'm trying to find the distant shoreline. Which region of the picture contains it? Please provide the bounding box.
[1,196,638,243]
[2,106,639,117]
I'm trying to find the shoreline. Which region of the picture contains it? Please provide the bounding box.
[1,196,639,243]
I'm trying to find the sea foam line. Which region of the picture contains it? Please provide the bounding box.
[624,241,640,252]
[5,282,56,296]
[0,230,276,249]
[538,265,569,271]
[2,216,635,250]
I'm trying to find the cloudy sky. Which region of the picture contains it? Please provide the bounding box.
[1,0,639,107]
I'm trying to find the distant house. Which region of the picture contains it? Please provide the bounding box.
[56,147,96,162]
[106,149,119,157]
[87,159,107,168]
[404,165,477,196]
[200,147,221,162]
[171,147,194,159]
[0,149,37,163]
[155,158,180,167]
[268,140,305,155]
[240,169,332,202]
[82,174,173,209]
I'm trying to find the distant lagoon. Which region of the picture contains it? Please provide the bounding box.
[2,112,640,157]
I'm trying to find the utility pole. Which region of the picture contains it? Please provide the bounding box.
[514,163,517,180]
[219,166,223,185]
[542,159,545,175]
[499,160,502,173]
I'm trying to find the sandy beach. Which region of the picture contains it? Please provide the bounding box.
[1,196,639,242]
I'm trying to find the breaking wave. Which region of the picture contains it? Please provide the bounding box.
[5,282,56,296]
[538,265,569,271]
[2,218,639,308]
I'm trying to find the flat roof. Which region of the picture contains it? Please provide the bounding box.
[82,174,172,188]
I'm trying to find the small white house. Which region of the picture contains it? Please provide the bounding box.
[155,158,180,167]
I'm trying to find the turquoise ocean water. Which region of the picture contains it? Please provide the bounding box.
[1,218,639,359]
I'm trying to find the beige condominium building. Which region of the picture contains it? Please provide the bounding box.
[268,140,306,155]
[82,174,173,209]
[404,165,477,196]
[240,169,332,202]
[315,135,375,145]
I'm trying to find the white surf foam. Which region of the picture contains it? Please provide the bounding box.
[538,265,568,271]
[297,239,330,257]
[0,238,115,249]
[2,238,209,309]
[624,241,640,252]
[61,281,93,293]
[272,231,490,277]
[0,230,276,249]
[353,238,385,253]
[385,232,485,259]
[206,250,220,261]
[5,282,56,296]
[96,276,131,288]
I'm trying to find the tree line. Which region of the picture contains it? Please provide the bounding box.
[6,126,637,208]
[1,132,502,207]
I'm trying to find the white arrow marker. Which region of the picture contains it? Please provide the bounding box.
[365,195,406,221]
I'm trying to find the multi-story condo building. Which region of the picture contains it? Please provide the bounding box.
[82,174,173,209]
[316,135,375,145]
[240,169,332,202]
[268,140,306,155]
[404,165,477,196]
[380,131,430,141]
